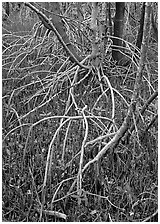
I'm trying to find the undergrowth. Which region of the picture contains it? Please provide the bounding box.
[2,3,158,222]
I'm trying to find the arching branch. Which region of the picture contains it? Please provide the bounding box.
[25,2,90,70]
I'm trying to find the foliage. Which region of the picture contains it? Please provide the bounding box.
[2,2,158,222]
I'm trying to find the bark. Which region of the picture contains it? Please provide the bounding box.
[136,3,145,49]
[112,2,125,63]
[5,2,10,16]
[151,10,158,42]
[108,3,112,35]
[90,2,99,67]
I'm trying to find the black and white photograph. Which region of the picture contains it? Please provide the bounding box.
[2,2,158,222]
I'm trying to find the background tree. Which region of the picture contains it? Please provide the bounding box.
[112,2,125,63]
[136,2,145,49]
[5,2,10,16]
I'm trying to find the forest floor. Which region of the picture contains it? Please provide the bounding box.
[2,56,158,221]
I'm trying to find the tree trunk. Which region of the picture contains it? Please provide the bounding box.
[151,8,158,42]
[5,2,10,16]
[107,2,112,35]
[112,2,125,63]
[136,3,145,49]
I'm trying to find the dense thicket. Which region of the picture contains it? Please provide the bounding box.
[2,2,158,222]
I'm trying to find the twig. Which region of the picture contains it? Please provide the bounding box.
[123,91,158,142]
[85,132,117,147]
[85,190,125,212]
[77,105,88,199]
[36,208,67,220]
[101,66,115,121]
[145,114,158,132]
[40,117,71,217]
[142,209,158,222]
[28,167,41,206]
[51,176,75,210]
